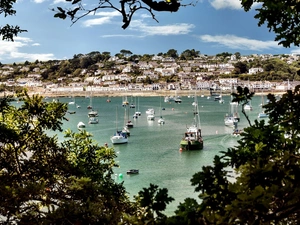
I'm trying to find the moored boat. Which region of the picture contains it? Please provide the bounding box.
[126,169,139,174]
[77,121,86,129]
[180,95,203,151]
[89,117,99,124]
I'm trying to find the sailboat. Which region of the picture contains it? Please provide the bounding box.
[224,86,240,127]
[258,89,269,118]
[122,96,129,107]
[133,97,141,118]
[125,106,133,128]
[111,106,128,144]
[87,87,98,117]
[157,97,165,125]
[174,89,182,103]
[179,94,203,150]
[244,101,253,110]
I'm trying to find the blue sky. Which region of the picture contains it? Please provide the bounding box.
[1,0,300,64]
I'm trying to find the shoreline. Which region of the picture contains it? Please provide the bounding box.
[3,87,287,98]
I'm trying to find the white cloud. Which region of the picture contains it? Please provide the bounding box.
[10,52,55,62]
[0,37,55,63]
[82,11,121,27]
[53,0,66,3]
[94,11,121,17]
[209,0,261,10]
[130,20,195,36]
[32,0,46,3]
[82,17,112,27]
[198,34,281,51]
[209,0,242,10]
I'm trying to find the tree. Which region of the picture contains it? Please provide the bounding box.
[188,85,300,224]
[166,49,178,58]
[241,0,300,48]
[180,49,200,60]
[0,91,133,224]
[233,61,248,74]
[0,0,27,41]
[53,0,180,29]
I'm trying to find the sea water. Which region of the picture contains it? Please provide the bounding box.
[46,94,265,215]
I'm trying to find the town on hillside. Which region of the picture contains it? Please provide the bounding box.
[0,50,299,96]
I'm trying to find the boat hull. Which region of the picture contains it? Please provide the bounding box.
[180,140,203,150]
[110,136,128,144]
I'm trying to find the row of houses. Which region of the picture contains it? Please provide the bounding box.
[0,54,299,92]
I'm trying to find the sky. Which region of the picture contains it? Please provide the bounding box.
[1,0,300,64]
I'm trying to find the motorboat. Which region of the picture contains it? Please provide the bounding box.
[147,114,155,121]
[244,102,253,110]
[126,169,139,174]
[158,117,165,125]
[88,110,98,117]
[146,108,155,115]
[126,120,134,128]
[89,117,99,124]
[224,115,239,127]
[133,113,139,119]
[67,111,76,114]
[77,121,85,129]
[258,112,269,118]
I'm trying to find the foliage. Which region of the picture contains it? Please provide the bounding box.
[53,0,180,29]
[241,0,300,48]
[0,0,27,41]
[122,183,175,224]
[231,86,255,126]
[0,91,133,224]
[188,85,300,224]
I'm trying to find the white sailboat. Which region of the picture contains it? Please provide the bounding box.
[225,86,240,127]
[87,87,98,117]
[111,106,128,144]
[125,106,133,128]
[258,90,269,119]
[134,97,141,118]
[158,97,165,125]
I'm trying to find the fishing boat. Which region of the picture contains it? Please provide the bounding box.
[180,95,203,150]
[111,106,128,144]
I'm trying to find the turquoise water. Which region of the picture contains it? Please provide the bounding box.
[46,95,265,215]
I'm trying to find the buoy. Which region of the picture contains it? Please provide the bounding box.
[179,148,183,152]
[119,173,123,178]
[216,130,218,134]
